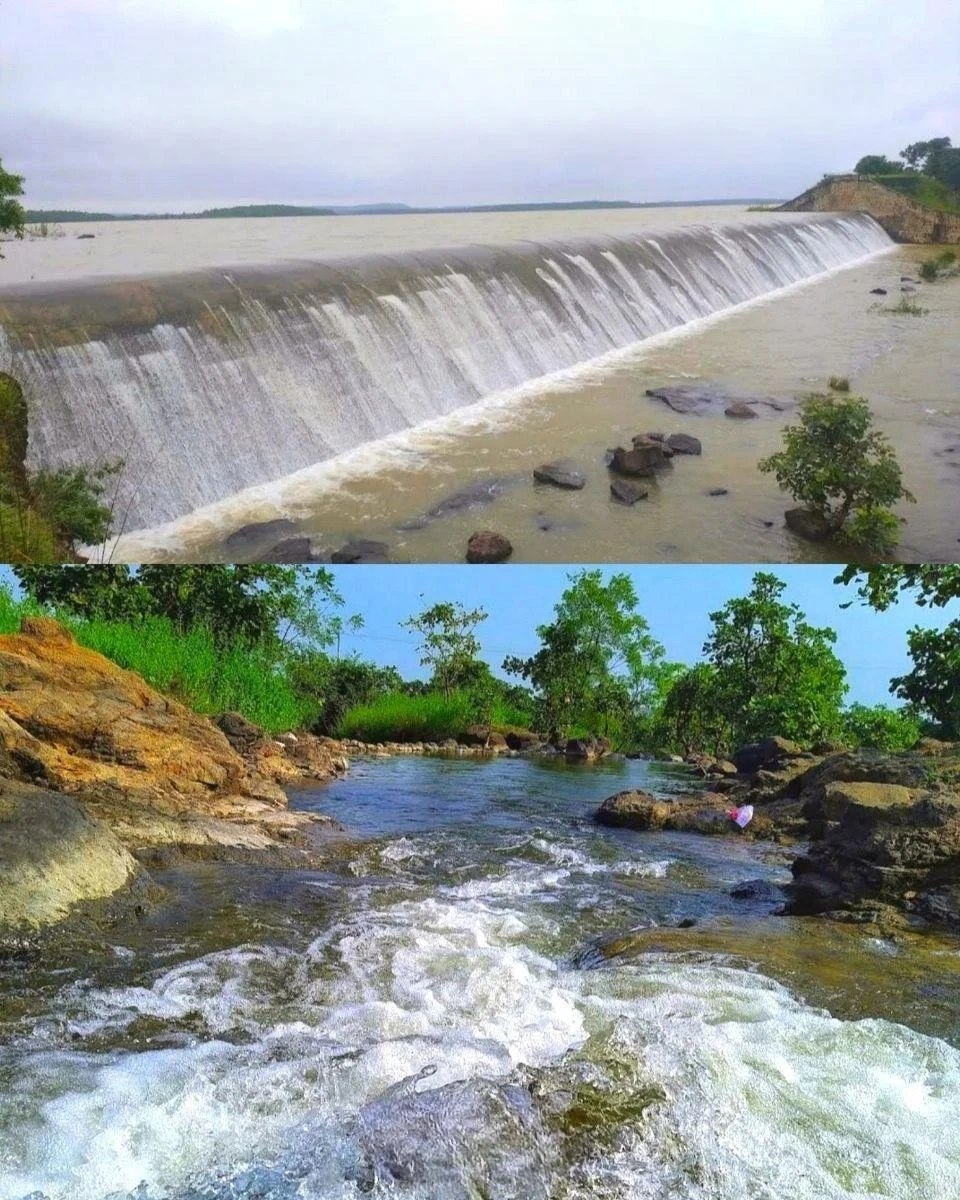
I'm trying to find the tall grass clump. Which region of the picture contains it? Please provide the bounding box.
[339,689,529,743]
[66,616,318,733]
[827,376,851,392]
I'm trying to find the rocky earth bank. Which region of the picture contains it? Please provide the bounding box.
[596,734,960,931]
[0,618,352,932]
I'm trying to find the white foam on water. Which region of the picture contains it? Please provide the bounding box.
[32,214,896,558]
[3,845,959,1200]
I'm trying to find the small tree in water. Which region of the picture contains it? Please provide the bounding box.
[759,395,913,555]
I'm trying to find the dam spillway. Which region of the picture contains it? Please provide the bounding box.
[0,212,893,531]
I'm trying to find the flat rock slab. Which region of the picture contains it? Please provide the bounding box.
[533,462,586,490]
[610,478,649,505]
[595,789,750,835]
[646,384,789,416]
[466,530,513,563]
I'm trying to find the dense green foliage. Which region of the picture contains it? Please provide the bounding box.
[759,395,913,554]
[1,565,953,754]
[0,372,122,560]
[838,567,960,740]
[852,137,960,212]
[400,601,488,699]
[840,703,922,752]
[918,251,957,282]
[503,570,678,748]
[338,689,529,744]
[854,155,904,176]
[0,160,25,242]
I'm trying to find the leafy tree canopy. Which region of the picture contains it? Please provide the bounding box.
[0,160,25,243]
[854,155,904,175]
[759,395,913,554]
[702,571,847,750]
[400,600,488,700]
[840,702,922,752]
[503,569,673,746]
[13,564,347,654]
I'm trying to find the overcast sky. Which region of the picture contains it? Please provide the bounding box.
[3,0,958,211]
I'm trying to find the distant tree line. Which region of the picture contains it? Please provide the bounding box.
[7,564,957,753]
[854,137,960,190]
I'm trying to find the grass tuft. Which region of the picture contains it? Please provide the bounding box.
[827,376,851,392]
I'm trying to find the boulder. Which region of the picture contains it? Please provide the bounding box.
[223,518,298,556]
[505,731,542,752]
[732,736,805,776]
[666,433,702,456]
[0,779,143,930]
[610,478,649,505]
[784,508,832,542]
[706,487,728,497]
[595,790,752,835]
[608,439,665,477]
[870,287,888,295]
[466,531,513,563]
[786,790,960,928]
[725,402,758,419]
[532,462,586,490]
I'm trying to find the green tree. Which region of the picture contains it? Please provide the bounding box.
[14,564,347,654]
[400,600,488,700]
[838,567,960,740]
[656,663,731,756]
[703,572,847,751]
[759,395,914,554]
[503,570,670,747]
[891,625,960,739]
[287,652,402,735]
[854,154,904,175]
[0,160,25,247]
[840,702,921,752]
[900,137,951,171]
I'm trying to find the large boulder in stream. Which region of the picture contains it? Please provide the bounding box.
[533,462,586,490]
[0,618,346,870]
[0,778,145,930]
[595,789,771,836]
[466,530,513,563]
[608,437,667,477]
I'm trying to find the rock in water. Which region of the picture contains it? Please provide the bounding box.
[666,433,702,455]
[532,462,586,490]
[263,536,317,562]
[331,538,391,563]
[725,402,759,419]
[610,478,649,505]
[0,780,143,930]
[466,530,513,563]
[784,507,832,542]
[224,518,298,555]
[609,438,665,476]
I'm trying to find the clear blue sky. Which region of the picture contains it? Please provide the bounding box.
[1,565,954,707]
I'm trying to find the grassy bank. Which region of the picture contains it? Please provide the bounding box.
[0,588,316,733]
[338,690,530,744]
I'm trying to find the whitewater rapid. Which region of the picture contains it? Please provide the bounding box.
[2,755,958,1200]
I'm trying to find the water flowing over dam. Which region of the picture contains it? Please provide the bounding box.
[0,213,892,530]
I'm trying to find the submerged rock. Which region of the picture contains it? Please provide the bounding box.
[223,518,298,555]
[466,530,513,563]
[610,478,649,505]
[533,462,586,490]
[646,384,788,415]
[724,401,759,419]
[398,477,516,530]
[331,538,391,564]
[262,536,317,563]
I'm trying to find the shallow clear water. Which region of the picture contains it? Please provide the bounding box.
[2,756,959,1200]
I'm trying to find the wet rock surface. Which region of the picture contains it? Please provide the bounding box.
[785,507,832,542]
[646,384,789,415]
[398,477,517,530]
[330,538,391,564]
[609,478,649,505]
[465,530,513,563]
[533,462,586,490]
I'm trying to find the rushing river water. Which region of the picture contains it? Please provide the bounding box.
[2,755,960,1200]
